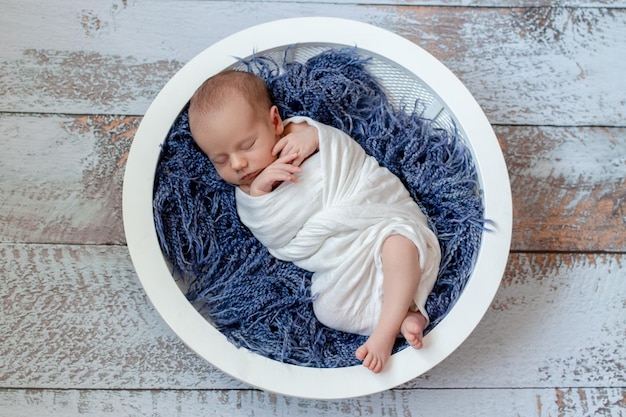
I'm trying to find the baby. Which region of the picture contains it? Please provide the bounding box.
[188,70,441,373]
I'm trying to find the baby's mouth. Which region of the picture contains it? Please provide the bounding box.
[241,170,259,182]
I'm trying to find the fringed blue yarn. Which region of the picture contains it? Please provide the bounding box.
[153,48,485,367]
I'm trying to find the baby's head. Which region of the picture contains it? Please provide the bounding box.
[188,70,285,188]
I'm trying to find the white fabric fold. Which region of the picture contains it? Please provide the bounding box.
[236,117,440,335]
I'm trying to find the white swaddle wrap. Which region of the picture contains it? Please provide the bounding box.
[236,117,440,335]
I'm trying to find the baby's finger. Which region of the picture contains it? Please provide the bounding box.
[276,152,300,165]
[292,154,307,167]
[275,163,302,175]
[272,137,289,156]
[265,170,300,186]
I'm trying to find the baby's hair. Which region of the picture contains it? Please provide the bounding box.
[189,70,273,129]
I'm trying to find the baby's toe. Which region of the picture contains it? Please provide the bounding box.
[355,345,367,361]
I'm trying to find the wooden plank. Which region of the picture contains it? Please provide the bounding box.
[0,114,134,245]
[0,387,625,417]
[0,243,240,390]
[1,244,623,390]
[2,114,624,252]
[1,2,624,126]
[412,252,626,389]
[248,0,626,5]
[497,125,626,252]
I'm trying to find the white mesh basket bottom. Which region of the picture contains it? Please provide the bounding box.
[231,43,456,143]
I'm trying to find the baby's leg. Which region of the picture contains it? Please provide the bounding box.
[356,235,422,373]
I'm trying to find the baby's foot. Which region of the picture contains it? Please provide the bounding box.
[400,311,426,349]
[355,331,395,374]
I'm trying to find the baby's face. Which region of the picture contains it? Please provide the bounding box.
[192,95,284,188]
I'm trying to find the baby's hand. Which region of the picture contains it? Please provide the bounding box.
[248,153,302,197]
[273,124,319,167]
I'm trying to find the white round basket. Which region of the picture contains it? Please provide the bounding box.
[123,17,512,399]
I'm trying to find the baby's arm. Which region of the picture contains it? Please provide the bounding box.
[273,122,319,167]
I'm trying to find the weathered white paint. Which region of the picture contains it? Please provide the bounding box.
[1,113,623,251]
[500,125,626,252]
[0,114,133,244]
[413,253,626,389]
[251,0,626,5]
[0,2,624,125]
[0,245,623,391]
[0,244,237,389]
[0,387,625,417]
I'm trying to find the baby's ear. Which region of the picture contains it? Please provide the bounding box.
[270,106,284,135]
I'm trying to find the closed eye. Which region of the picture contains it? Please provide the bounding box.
[241,138,256,150]
[211,155,228,165]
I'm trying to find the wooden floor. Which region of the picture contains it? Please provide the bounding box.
[1,1,625,416]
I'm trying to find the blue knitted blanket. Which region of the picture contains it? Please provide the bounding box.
[153,48,484,368]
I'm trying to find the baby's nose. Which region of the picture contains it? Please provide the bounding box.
[231,154,247,170]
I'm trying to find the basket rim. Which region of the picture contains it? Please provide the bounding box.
[122,16,512,400]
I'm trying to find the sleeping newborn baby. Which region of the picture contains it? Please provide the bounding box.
[188,70,441,373]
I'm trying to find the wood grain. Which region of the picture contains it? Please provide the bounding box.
[0,244,233,390]
[1,387,625,417]
[0,2,623,126]
[499,125,626,252]
[1,244,623,390]
[414,252,626,389]
[2,114,623,252]
[0,114,135,245]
